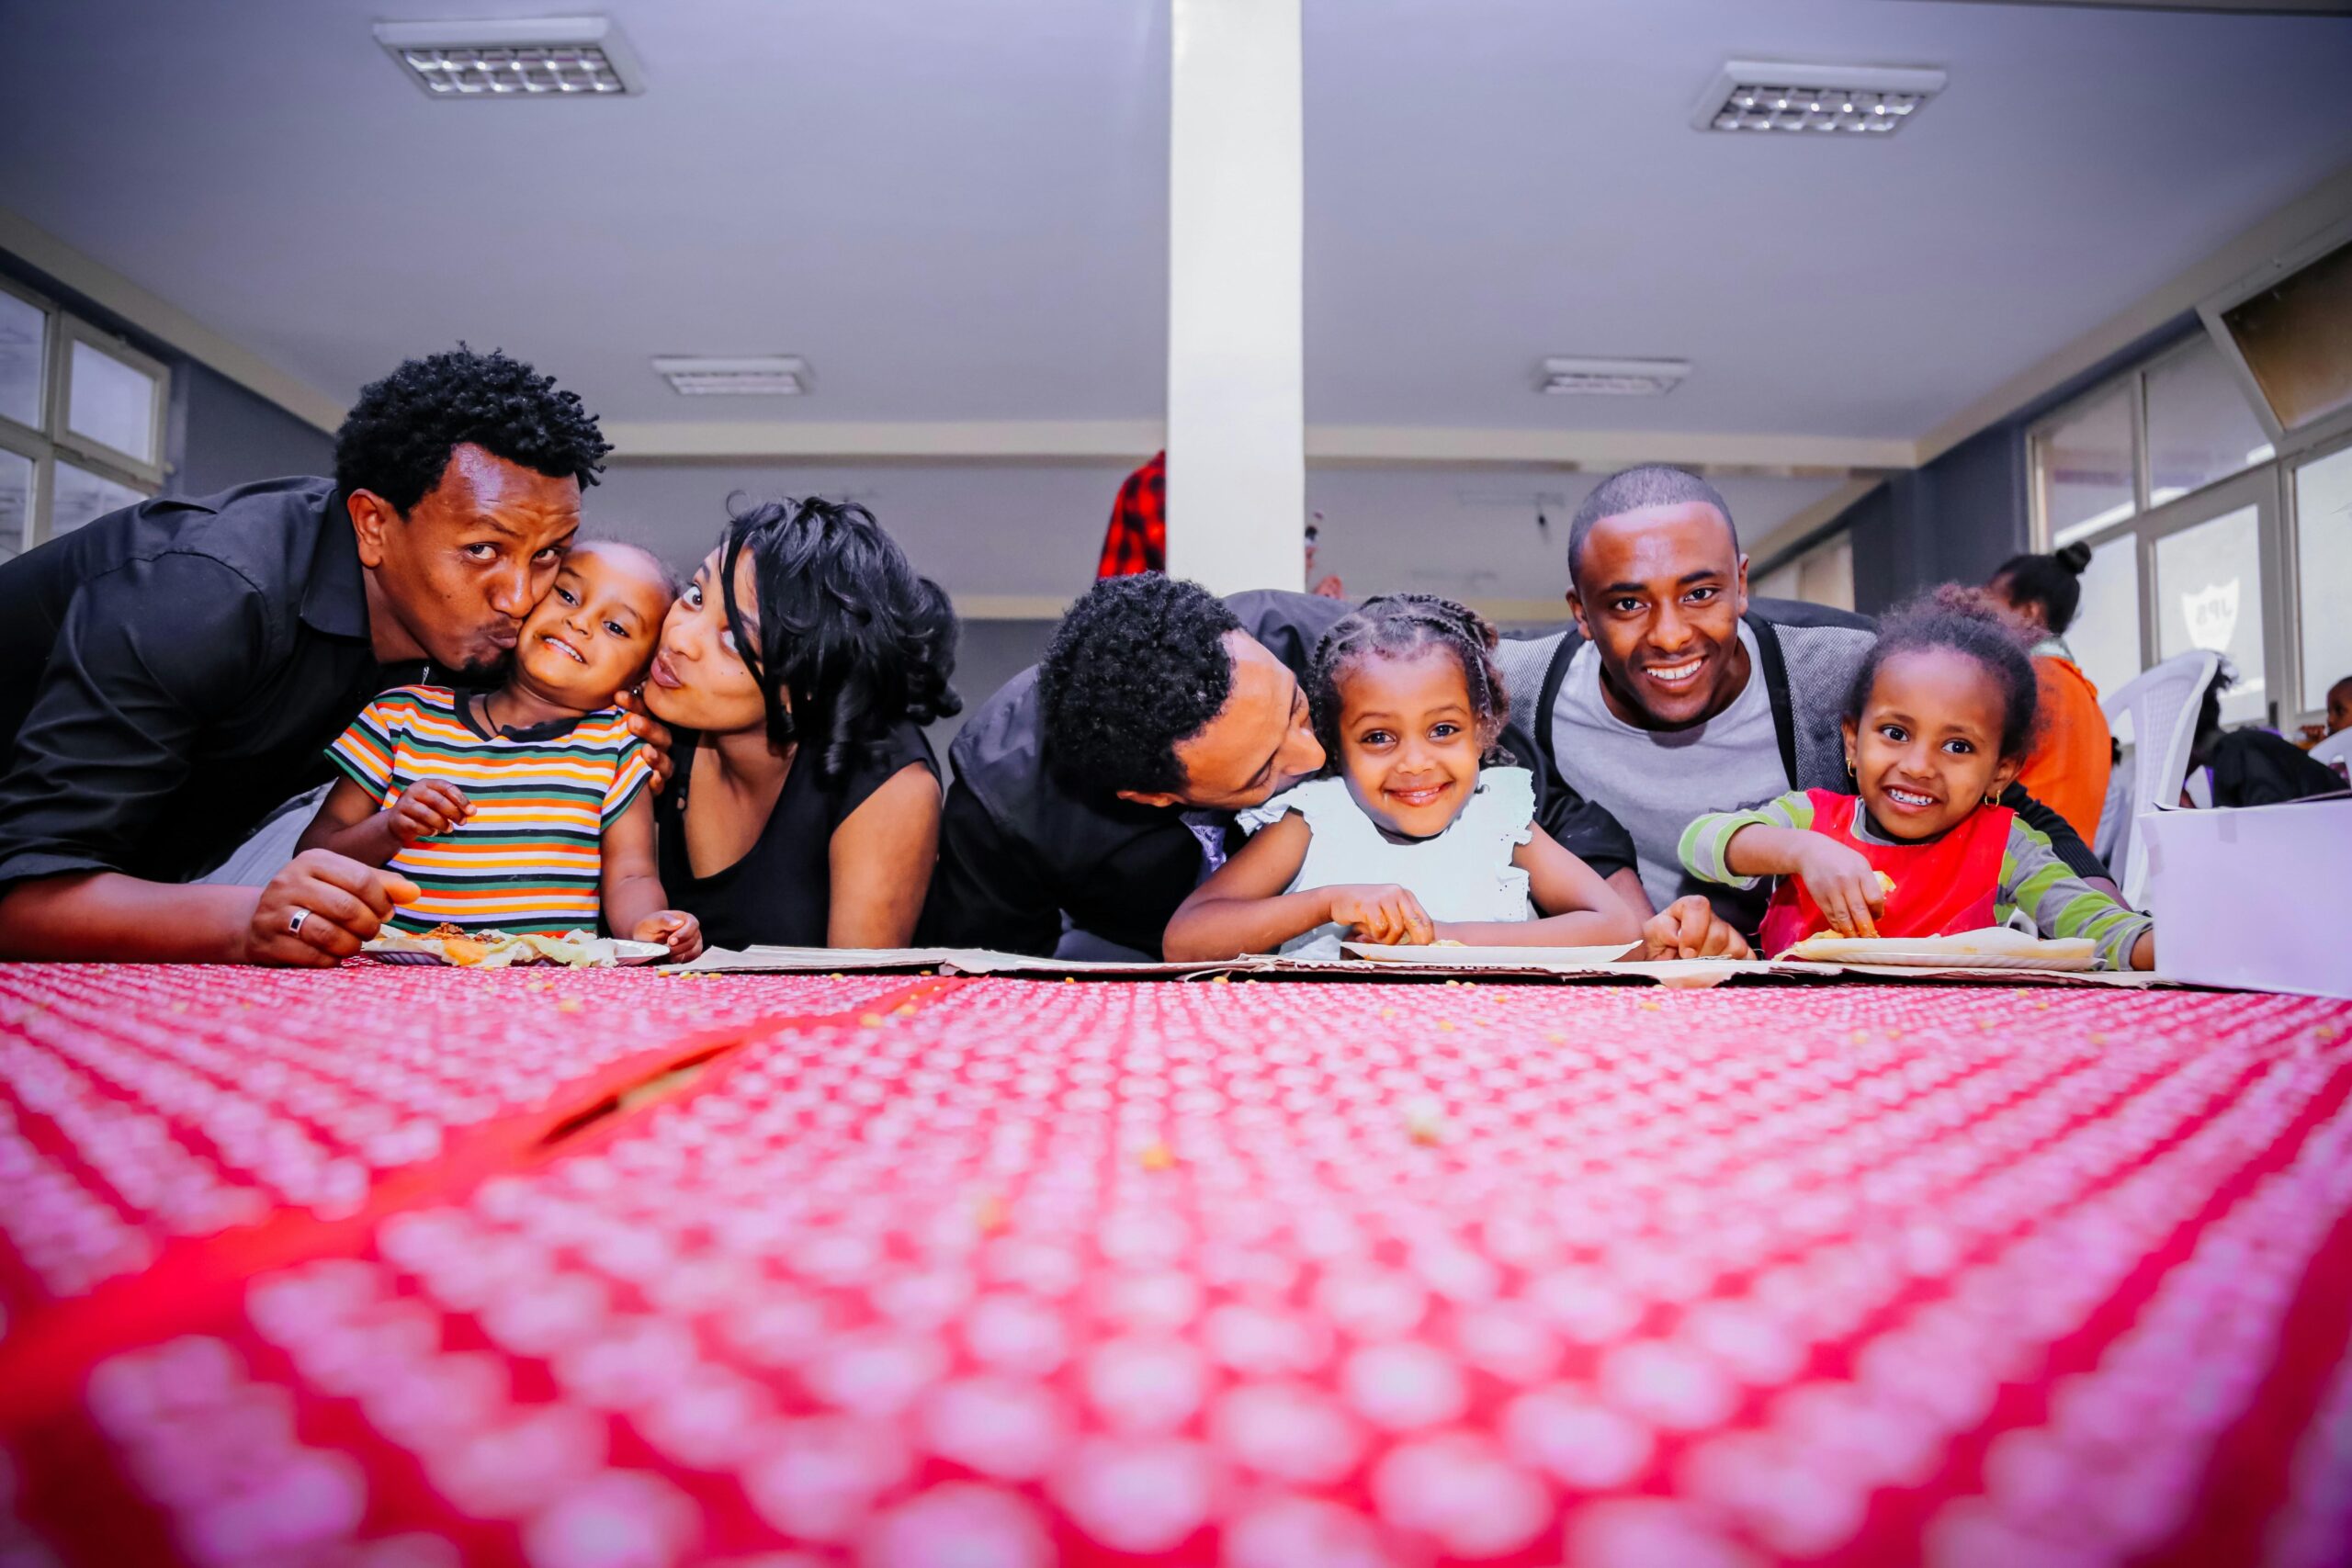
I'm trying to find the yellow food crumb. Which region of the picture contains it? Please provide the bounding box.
[2088,1031,2109,1045]
[896,1004,919,1017]
[1212,975,1230,984]
[556,998,584,1015]
[1436,1021,1455,1032]
[1403,1097,1451,1145]
[975,1194,1010,1235]
[859,1013,886,1028]
[1639,1001,1662,1011]
[1851,1029,1871,1043]
[1138,1142,1176,1171]
[1876,871,1898,895]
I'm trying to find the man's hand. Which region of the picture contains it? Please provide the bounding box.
[240,851,419,966]
[614,688,676,793]
[1642,895,1753,960]
[633,909,704,963]
[1793,839,1884,938]
[1328,884,1435,946]
[387,780,471,844]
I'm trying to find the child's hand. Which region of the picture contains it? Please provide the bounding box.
[1792,839,1885,938]
[1328,884,1435,945]
[387,780,471,844]
[633,910,704,962]
[1642,896,1753,961]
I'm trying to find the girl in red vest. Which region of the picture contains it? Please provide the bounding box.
[1678,588,2155,970]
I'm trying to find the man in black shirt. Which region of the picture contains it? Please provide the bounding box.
[920,574,1637,957]
[0,347,629,964]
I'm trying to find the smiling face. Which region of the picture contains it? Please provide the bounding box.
[641,547,772,737]
[511,543,673,709]
[1843,647,2026,841]
[1567,502,1751,729]
[1332,647,1483,839]
[351,443,582,676]
[1123,634,1325,812]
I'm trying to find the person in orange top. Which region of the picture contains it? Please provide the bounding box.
[1986,542,2109,843]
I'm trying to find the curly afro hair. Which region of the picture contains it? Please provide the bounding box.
[1038,573,1242,796]
[1308,594,1512,771]
[1846,585,2041,761]
[334,345,611,515]
[717,496,961,784]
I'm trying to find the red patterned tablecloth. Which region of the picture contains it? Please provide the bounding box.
[4,966,2351,1567]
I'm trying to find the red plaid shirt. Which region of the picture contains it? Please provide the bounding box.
[1095,451,1166,578]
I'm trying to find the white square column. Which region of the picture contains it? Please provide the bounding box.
[1164,0,1306,594]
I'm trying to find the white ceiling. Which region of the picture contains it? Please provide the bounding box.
[2,0,2349,451]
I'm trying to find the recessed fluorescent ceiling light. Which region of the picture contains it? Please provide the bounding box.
[653,357,808,396]
[1541,358,1690,397]
[1692,60,1945,135]
[374,17,644,98]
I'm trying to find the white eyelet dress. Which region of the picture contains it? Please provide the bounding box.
[1232,766,1540,957]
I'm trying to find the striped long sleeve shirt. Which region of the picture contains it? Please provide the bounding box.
[1678,790,2153,971]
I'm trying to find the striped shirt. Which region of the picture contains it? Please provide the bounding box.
[1679,790,2154,970]
[327,685,652,935]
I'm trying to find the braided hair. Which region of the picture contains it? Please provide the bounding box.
[1306,593,1512,772]
[1846,585,2041,761]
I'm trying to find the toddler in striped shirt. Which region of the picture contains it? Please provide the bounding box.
[1678,587,2154,970]
[300,541,702,959]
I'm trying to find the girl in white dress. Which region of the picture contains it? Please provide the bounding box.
[1163,595,1642,960]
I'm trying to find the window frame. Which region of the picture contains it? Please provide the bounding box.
[0,274,165,549]
[2283,422,2352,727]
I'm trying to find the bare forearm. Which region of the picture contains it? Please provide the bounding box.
[1605,866,1653,921]
[1723,824,1811,880]
[0,874,255,963]
[305,813,403,867]
[1163,888,1337,961]
[604,873,670,939]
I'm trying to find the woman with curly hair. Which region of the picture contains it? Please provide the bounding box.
[640,497,960,949]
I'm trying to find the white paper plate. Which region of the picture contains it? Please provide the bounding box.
[1780,929,2096,971]
[1344,942,1645,968]
[359,934,668,968]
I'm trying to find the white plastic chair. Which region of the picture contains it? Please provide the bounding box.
[2098,649,2221,908]
[2311,727,2352,782]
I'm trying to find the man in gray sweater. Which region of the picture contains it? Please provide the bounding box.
[1493,466,2114,942]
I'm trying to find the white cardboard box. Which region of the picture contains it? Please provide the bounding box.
[2142,796,2352,998]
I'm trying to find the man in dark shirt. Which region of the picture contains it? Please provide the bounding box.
[2190,679,2345,807]
[920,573,1637,958]
[0,346,625,964]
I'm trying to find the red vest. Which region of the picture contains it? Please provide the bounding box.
[1757,788,2013,956]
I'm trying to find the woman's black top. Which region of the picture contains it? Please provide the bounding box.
[656,720,938,950]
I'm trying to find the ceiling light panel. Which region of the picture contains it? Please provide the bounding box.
[652,357,809,396]
[1540,357,1690,397]
[1691,60,1945,136]
[374,17,644,98]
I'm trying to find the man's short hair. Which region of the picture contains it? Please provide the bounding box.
[1566,464,1738,581]
[335,345,611,515]
[1039,573,1241,796]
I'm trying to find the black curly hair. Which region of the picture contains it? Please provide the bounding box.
[1846,585,2041,760]
[1989,539,2094,636]
[1038,573,1243,796]
[718,497,960,784]
[334,346,611,514]
[1306,594,1511,772]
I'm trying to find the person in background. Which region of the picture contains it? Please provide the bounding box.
[1164,595,1644,960]
[639,499,959,952]
[1095,451,1166,578]
[1986,541,2110,843]
[2189,674,2344,808]
[2301,674,2352,746]
[1681,589,2154,970]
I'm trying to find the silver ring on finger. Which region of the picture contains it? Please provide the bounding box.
[288,906,312,938]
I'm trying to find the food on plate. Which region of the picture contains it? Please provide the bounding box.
[1781,926,2096,969]
[366,926,613,968]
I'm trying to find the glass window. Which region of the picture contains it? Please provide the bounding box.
[51,459,143,535]
[2068,533,2142,704]
[2296,444,2352,716]
[2144,336,2273,507]
[2154,504,2267,726]
[0,448,31,561]
[2038,389,2135,546]
[0,290,43,432]
[66,339,160,466]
